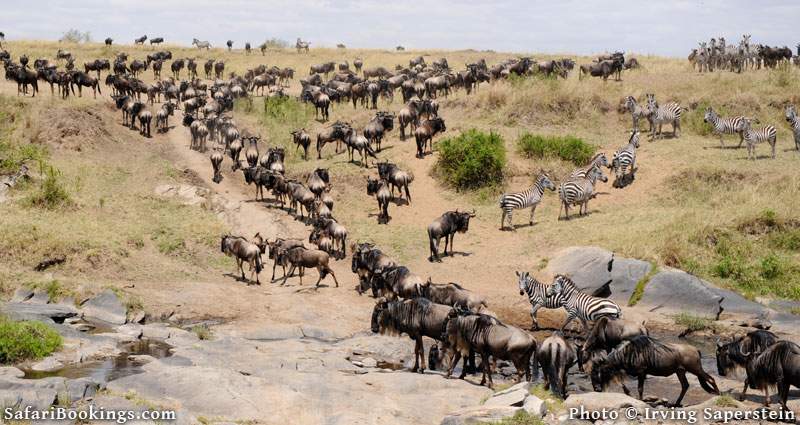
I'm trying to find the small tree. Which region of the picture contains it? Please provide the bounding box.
[60,29,91,44]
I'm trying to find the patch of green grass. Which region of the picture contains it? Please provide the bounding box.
[435,129,506,190]
[191,324,214,341]
[529,384,563,413]
[150,225,187,256]
[715,394,739,408]
[683,101,715,136]
[515,133,596,166]
[26,280,74,303]
[629,263,658,306]
[22,165,73,210]
[489,411,545,425]
[673,313,715,333]
[0,316,63,364]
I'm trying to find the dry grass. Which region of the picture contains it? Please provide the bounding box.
[2,40,800,306]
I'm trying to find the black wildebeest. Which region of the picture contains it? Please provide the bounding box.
[377,162,413,203]
[84,59,110,78]
[371,265,424,300]
[171,59,185,79]
[134,35,147,45]
[580,53,624,81]
[591,336,719,407]
[291,129,312,160]
[427,209,475,262]
[351,242,397,296]
[353,58,363,74]
[372,297,453,373]
[534,332,576,399]
[210,150,224,183]
[104,37,112,46]
[150,37,164,47]
[226,40,233,51]
[367,176,391,224]
[443,311,536,387]
[738,340,800,409]
[245,42,251,55]
[417,278,487,313]
[277,246,338,287]
[414,116,446,158]
[364,111,394,152]
[715,329,777,378]
[214,61,225,79]
[220,234,263,285]
[578,316,648,371]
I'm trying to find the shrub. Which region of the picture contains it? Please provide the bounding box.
[435,129,506,190]
[191,324,213,341]
[23,165,73,209]
[60,29,91,44]
[0,316,62,364]
[760,254,783,279]
[261,38,290,49]
[684,101,714,136]
[516,133,595,165]
[492,411,545,425]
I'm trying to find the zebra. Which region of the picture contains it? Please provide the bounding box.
[703,107,747,148]
[569,153,608,179]
[646,93,685,140]
[741,118,777,160]
[545,274,622,334]
[623,96,652,133]
[192,38,211,50]
[558,166,607,220]
[610,131,640,188]
[516,271,562,330]
[784,105,800,151]
[499,172,556,230]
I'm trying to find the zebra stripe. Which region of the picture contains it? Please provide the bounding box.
[741,119,777,160]
[646,94,684,139]
[785,105,800,151]
[704,107,747,147]
[546,275,622,333]
[610,131,639,185]
[517,271,562,329]
[570,153,608,179]
[624,96,652,132]
[499,173,555,229]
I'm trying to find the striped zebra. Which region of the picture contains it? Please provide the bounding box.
[624,96,652,133]
[545,274,622,334]
[646,93,685,140]
[784,105,800,151]
[703,107,747,148]
[569,153,608,179]
[516,271,562,330]
[741,118,777,160]
[610,131,640,188]
[499,172,556,230]
[558,166,606,220]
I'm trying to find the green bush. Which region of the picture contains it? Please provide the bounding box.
[59,29,91,44]
[516,133,595,165]
[760,254,783,279]
[0,316,62,364]
[23,165,73,209]
[684,101,714,136]
[435,129,506,190]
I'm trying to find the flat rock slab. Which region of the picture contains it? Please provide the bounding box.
[565,392,649,414]
[0,302,78,321]
[637,269,723,319]
[81,289,127,325]
[522,394,547,417]
[441,406,521,425]
[483,387,528,407]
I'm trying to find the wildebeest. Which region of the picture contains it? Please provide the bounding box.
[377,162,413,203]
[579,53,624,81]
[535,332,576,398]
[579,317,649,371]
[362,66,391,79]
[444,311,536,387]
[214,61,225,79]
[296,38,310,53]
[316,122,348,158]
[220,234,263,285]
[171,59,185,79]
[371,265,424,300]
[310,61,335,77]
[591,336,719,407]
[364,111,395,152]
[417,278,487,313]
[265,238,304,281]
[84,59,110,77]
[150,37,164,46]
[306,167,329,198]
[367,176,391,224]
[372,297,453,373]
[739,340,800,409]
[277,246,338,287]
[314,217,347,258]
[104,37,112,46]
[427,209,475,262]
[414,117,446,158]
[291,129,312,160]
[351,242,397,296]
[354,58,363,73]
[715,330,778,377]
[210,150,224,184]
[226,40,233,51]
[134,35,147,45]
[303,89,331,121]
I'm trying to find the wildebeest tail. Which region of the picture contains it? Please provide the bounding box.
[546,349,562,395]
[697,369,719,394]
[255,253,263,274]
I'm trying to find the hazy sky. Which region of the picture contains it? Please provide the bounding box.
[3,0,798,57]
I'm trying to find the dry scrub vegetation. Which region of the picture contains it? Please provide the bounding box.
[2,40,800,306]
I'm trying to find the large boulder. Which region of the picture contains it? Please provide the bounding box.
[81,289,127,325]
[637,269,723,319]
[483,381,531,407]
[0,302,78,322]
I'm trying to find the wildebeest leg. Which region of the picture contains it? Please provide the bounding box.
[299,266,304,285]
[429,236,439,262]
[446,350,461,378]
[762,385,771,407]
[739,378,750,401]
[674,371,688,406]
[778,380,790,410]
[237,258,245,280]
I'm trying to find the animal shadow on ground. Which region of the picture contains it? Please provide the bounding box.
[390,197,409,206]
[612,172,636,188]
[222,272,260,286]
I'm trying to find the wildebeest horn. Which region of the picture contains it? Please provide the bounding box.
[716,338,723,348]
[740,347,751,357]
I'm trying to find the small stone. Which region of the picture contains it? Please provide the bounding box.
[361,357,377,368]
[522,394,547,417]
[30,357,63,372]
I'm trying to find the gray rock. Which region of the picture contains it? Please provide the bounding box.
[522,394,547,417]
[0,367,25,379]
[493,381,532,397]
[30,357,63,372]
[637,269,723,319]
[242,325,303,341]
[28,291,51,304]
[484,388,528,407]
[361,357,377,368]
[81,289,127,325]
[712,286,773,316]
[0,302,78,321]
[10,288,34,303]
[116,323,143,339]
[440,406,521,425]
[127,310,146,324]
[564,392,648,415]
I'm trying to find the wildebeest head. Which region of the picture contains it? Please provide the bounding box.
[589,350,616,392]
[371,297,390,333]
[366,176,381,196]
[376,162,394,180]
[715,330,778,376]
[452,209,475,233]
[350,242,375,273]
[314,168,329,183]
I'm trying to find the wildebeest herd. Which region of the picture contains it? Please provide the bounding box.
[2,34,800,410]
